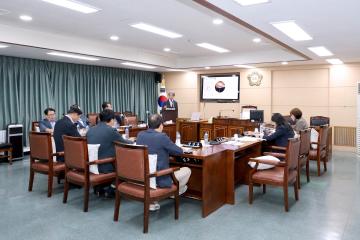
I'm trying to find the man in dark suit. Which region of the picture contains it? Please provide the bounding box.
[39,107,56,133]
[87,109,133,173]
[162,91,178,111]
[53,105,82,162]
[102,101,123,126]
[136,113,191,211]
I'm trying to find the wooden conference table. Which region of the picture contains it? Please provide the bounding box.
[170,140,262,218]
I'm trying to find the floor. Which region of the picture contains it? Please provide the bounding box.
[1,151,360,240]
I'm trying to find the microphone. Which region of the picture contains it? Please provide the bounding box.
[146,110,150,126]
[218,109,235,118]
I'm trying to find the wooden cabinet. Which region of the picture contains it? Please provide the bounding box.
[179,121,201,143]
[228,126,244,136]
[214,125,227,138]
[199,123,213,140]
[163,123,176,142]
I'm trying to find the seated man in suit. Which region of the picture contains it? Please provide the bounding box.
[53,105,82,162]
[39,107,56,133]
[136,113,191,211]
[87,109,133,196]
[102,101,123,127]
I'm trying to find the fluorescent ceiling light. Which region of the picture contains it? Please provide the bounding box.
[196,42,230,53]
[19,15,32,21]
[47,52,99,61]
[234,64,255,69]
[131,23,182,39]
[213,19,223,25]
[271,20,312,41]
[41,0,100,14]
[308,46,333,57]
[234,0,269,6]
[0,44,9,48]
[281,61,288,65]
[163,48,171,52]
[121,62,156,69]
[326,58,343,65]
[110,35,119,41]
[205,67,211,69]
[253,38,261,43]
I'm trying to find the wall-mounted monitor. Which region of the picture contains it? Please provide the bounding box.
[200,73,240,102]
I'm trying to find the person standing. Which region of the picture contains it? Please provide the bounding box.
[163,91,178,111]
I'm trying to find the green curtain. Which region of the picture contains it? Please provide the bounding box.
[0,55,158,145]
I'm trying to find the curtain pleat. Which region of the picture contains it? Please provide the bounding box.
[0,55,158,145]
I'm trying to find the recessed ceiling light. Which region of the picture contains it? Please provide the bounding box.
[308,46,333,57]
[234,0,270,6]
[19,15,32,21]
[41,0,100,14]
[196,42,230,53]
[213,19,223,25]
[271,20,312,41]
[326,58,343,65]
[205,67,211,69]
[281,61,288,65]
[121,62,156,69]
[131,23,182,39]
[47,52,99,61]
[110,35,119,41]
[253,38,261,43]
[0,44,9,48]
[163,48,171,52]
[234,64,255,69]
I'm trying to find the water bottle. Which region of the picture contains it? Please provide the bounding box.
[125,127,129,139]
[259,123,265,138]
[204,132,209,145]
[176,131,181,146]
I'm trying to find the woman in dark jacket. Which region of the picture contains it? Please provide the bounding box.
[263,113,294,147]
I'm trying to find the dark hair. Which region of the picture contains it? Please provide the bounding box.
[271,113,287,126]
[99,109,115,123]
[102,101,111,110]
[44,107,55,115]
[148,114,163,129]
[290,108,302,119]
[67,104,83,115]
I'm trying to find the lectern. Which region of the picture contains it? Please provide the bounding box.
[162,109,178,122]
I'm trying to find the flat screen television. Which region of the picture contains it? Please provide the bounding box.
[200,73,240,102]
[250,110,264,123]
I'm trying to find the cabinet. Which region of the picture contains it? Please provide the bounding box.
[179,121,202,143]
[199,123,213,140]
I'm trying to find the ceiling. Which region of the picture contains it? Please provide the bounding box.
[0,0,358,71]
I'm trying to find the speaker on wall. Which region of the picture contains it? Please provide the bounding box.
[155,73,162,83]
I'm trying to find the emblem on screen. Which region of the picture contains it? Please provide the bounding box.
[247,72,263,86]
[214,81,225,93]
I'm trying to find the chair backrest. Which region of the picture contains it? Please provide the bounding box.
[318,125,329,150]
[299,129,311,156]
[283,115,295,125]
[63,135,88,171]
[126,116,138,126]
[87,113,98,127]
[114,142,149,184]
[32,121,40,132]
[123,111,134,117]
[29,131,52,161]
[286,138,301,171]
[310,116,330,126]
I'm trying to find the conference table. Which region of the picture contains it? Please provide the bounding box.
[170,139,262,218]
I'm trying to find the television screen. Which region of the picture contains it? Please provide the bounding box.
[200,73,240,102]
[250,110,264,123]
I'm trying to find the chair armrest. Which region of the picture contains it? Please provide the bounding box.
[149,167,180,177]
[269,145,286,151]
[88,157,115,165]
[249,158,286,167]
[52,151,64,157]
[263,152,286,159]
[311,142,319,145]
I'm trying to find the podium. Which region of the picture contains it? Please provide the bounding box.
[162,109,178,122]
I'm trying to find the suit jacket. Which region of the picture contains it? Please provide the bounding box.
[53,116,81,162]
[164,99,178,111]
[87,122,132,173]
[39,118,55,132]
[136,129,183,188]
[115,114,123,126]
[264,124,295,147]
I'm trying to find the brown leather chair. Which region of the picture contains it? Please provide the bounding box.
[123,111,134,117]
[0,143,12,165]
[87,113,98,127]
[310,116,330,126]
[62,136,116,212]
[31,121,40,132]
[113,142,180,233]
[298,129,311,187]
[248,138,300,212]
[28,132,64,197]
[125,116,138,126]
[309,125,329,176]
